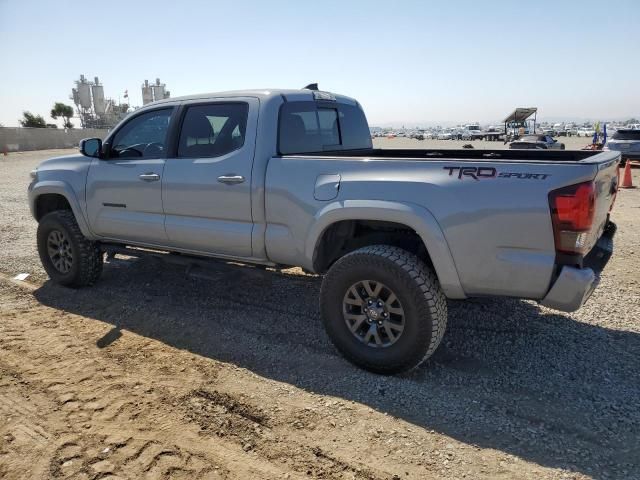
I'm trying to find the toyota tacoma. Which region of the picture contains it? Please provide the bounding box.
[29,86,620,373]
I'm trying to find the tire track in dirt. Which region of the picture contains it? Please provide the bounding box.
[0,284,300,479]
[0,364,58,478]
[0,277,375,479]
[0,280,396,479]
[180,387,387,479]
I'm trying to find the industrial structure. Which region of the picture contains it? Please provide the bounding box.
[70,75,130,129]
[70,75,171,129]
[142,78,171,105]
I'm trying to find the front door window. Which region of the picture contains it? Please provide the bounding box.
[110,108,173,159]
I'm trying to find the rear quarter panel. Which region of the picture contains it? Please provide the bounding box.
[265,155,600,300]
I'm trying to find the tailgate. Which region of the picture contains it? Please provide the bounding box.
[584,151,620,252]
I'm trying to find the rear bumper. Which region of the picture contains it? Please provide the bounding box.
[540,222,615,312]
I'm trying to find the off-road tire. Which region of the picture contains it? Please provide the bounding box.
[320,245,447,374]
[37,210,103,287]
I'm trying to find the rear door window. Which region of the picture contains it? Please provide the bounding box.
[178,103,249,158]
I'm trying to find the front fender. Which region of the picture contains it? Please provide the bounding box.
[29,180,93,238]
[306,200,466,299]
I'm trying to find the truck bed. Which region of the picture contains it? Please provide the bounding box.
[289,148,605,163]
[267,147,619,301]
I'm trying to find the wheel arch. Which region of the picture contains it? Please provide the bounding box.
[307,200,466,299]
[30,181,93,238]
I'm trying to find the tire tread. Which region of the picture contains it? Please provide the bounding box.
[320,245,447,373]
[38,210,102,287]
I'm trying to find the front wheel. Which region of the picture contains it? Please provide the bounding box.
[37,210,103,287]
[320,245,447,374]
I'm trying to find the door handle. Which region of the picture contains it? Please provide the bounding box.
[217,175,245,185]
[139,173,160,182]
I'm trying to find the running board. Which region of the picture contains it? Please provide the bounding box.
[101,243,278,271]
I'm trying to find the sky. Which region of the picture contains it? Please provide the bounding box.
[0,0,638,128]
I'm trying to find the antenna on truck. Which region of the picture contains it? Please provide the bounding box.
[303,83,319,91]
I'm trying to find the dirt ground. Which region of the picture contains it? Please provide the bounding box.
[0,149,639,480]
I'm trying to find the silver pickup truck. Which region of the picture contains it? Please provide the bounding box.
[28,87,620,373]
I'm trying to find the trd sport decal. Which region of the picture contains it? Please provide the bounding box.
[443,166,551,180]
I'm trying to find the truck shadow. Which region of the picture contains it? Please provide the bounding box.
[33,256,639,479]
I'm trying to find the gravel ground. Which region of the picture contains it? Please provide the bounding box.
[0,148,639,479]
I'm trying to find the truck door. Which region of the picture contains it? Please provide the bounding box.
[161,99,258,257]
[85,107,174,244]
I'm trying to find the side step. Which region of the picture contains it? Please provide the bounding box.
[101,244,276,273]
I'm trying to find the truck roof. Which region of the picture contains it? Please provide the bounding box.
[139,88,359,109]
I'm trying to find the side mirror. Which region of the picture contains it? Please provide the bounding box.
[80,138,102,158]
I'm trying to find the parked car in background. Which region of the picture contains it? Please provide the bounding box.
[461,124,483,141]
[451,127,465,140]
[437,130,453,140]
[553,123,564,136]
[606,129,640,164]
[577,127,596,137]
[509,134,566,150]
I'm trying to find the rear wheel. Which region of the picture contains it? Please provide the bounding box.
[37,210,103,287]
[320,245,447,374]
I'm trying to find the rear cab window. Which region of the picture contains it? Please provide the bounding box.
[278,97,372,155]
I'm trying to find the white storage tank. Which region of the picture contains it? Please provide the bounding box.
[142,79,154,105]
[77,82,92,109]
[152,84,165,101]
[91,77,106,115]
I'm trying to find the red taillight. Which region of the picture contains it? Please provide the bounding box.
[549,181,595,254]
